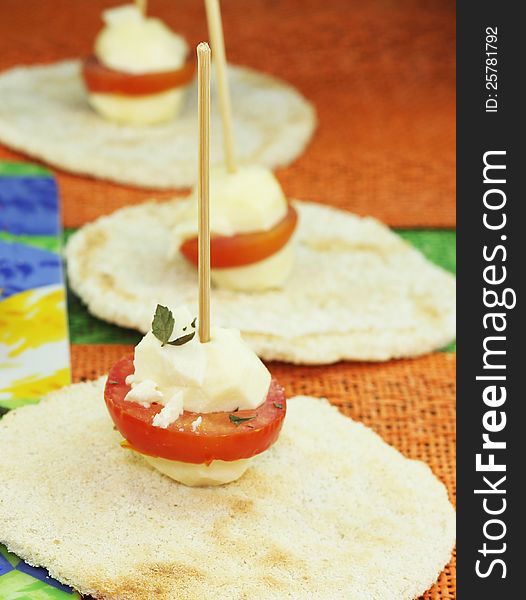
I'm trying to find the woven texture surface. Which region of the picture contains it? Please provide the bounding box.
[0,0,455,228]
[70,344,456,600]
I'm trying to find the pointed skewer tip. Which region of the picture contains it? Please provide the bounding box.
[197,42,211,56]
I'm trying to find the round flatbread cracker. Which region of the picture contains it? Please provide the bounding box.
[0,379,455,600]
[0,60,316,189]
[66,200,456,364]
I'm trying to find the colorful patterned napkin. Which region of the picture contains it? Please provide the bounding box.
[0,161,79,599]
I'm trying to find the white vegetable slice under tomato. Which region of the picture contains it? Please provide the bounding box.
[180,204,298,268]
[82,54,195,96]
[104,356,286,464]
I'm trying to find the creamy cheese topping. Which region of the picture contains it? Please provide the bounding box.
[95,4,188,74]
[173,165,288,243]
[125,379,162,407]
[125,306,271,428]
[190,416,202,432]
[151,392,184,428]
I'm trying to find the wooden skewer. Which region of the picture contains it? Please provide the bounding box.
[197,42,211,343]
[135,0,147,16]
[204,0,237,173]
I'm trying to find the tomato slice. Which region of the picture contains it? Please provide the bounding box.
[180,204,298,269]
[82,55,195,96]
[104,356,286,464]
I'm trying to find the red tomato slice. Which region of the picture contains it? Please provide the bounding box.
[104,356,286,464]
[82,55,195,96]
[180,204,298,269]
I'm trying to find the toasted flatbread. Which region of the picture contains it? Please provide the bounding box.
[0,61,316,189]
[0,379,455,599]
[66,200,456,364]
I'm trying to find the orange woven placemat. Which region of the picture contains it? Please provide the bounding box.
[71,344,456,600]
[0,0,455,228]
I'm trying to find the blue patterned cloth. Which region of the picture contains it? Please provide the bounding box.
[0,242,62,299]
[0,176,59,236]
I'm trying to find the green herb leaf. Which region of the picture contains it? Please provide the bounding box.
[152,305,175,346]
[0,406,10,418]
[108,380,119,385]
[229,414,257,426]
[273,402,283,409]
[167,331,196,346]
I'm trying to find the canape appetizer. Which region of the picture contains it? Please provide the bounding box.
[0,0,317,187]
[82,4,194,125]
[171,1,297,291]
[173,165,298,291]
[104,304,286,486]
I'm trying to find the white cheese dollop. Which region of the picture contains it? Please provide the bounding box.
[174,165,288,240]
[125,378,162,407]
[190,415,203,432]
[125,306,271,427]
[151,391,184,428]
[95,4,188,74]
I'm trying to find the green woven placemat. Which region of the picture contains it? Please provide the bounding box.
[65,229,456,349]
